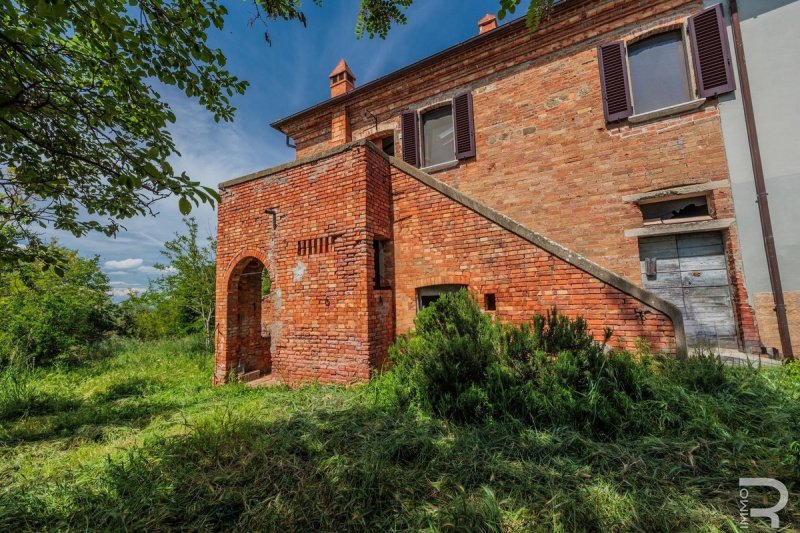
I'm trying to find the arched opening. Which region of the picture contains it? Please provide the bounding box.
[227,257,272,380]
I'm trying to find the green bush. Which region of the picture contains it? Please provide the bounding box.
[375,290,677,436]
[0,248,113,367]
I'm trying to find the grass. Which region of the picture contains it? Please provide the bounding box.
[1,337,798,531]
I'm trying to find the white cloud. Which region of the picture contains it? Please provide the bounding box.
[109,287,146,298]
[108,271,130,276]
[105,258,144,270]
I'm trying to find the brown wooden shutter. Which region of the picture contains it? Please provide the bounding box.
[688,4,735,98]
[453,92,476,160]
[597,41,632,122]
[401,110,420,167]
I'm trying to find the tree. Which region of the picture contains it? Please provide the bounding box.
[153,217,216,347]
[1,0,551,264]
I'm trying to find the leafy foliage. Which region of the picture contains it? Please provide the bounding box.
[116,217,215,345]
[0,245,113,366]
[0,0,415,264]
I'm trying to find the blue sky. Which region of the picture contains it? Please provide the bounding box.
[50,0,523,297]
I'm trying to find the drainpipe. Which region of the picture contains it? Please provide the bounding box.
[729,0,793,360]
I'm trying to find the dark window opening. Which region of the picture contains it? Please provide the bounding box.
[421,105,455,167]
[416,284,466,311]
[628,31,692,114]
[640,196,710,224]
[373,239,388,289]
[484,293,496,311]
[381,135,395,157]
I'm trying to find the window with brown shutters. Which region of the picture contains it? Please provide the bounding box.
[452,92,476,160]
[401,110,420,167]
[597,41,632,122]
[688,4,735,98]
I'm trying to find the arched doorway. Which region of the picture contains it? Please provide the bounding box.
[225,256,272,381]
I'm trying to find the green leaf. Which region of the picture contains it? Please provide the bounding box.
[179,197,192,215]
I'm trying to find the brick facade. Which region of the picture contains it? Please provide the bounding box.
[273,0,761,353]
[215,143,683,384]
[215,0,772,384]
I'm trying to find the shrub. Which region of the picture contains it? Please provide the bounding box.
[376,290,657,436]
[0,248,113,367]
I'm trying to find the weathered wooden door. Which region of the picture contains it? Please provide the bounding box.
[639,232,738,348]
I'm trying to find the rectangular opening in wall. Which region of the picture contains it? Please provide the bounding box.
[373,239,388,289]
[484,293,496,311]
[640,195,710,225]
[381,135,395,157]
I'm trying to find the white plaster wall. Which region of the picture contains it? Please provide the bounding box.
[712,0,800,296]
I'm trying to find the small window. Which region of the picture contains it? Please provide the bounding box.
[628,31,692,114]
[484,293,496,311]
[421,105,455,167]
[416,284,465,311]
[640,195,710,224]
[373,239,388,289]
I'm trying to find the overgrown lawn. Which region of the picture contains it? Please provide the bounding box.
[1,337,798,531]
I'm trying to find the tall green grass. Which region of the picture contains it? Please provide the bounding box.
[0,327,798,530]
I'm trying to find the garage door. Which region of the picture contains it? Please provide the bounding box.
[639,232,738,348]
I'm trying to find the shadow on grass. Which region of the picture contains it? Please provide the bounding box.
[0,376,176,445]
[2,399,796,532]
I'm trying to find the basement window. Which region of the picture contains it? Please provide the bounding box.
[416,284,466,311]
[640,195,710,225]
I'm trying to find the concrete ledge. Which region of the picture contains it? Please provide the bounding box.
[218,140,688,357]
[628,98,706,124]
[624,218,734,238]
[623,180,730,204]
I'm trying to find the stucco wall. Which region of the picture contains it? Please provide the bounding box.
[713,0,800,351]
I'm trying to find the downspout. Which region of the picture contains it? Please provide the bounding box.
[729,0,794,360]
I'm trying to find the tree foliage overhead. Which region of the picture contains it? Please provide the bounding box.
[1,0,551,262]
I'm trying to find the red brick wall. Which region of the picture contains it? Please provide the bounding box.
[388,159,677,353]
[216,144,682,385]
[215,147,378,385]
[276,0,759,351]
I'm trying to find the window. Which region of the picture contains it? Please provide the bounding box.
[373,239,388,289]
[597,5,735,123]
[628,31,692,114]
[484,293,496,311]
[640,195,710,224]
[416,284,465,311]
[421,105,455,167]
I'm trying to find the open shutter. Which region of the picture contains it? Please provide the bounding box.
[453,92,476,160]
[401,111,420,167]
[597,41,632,122]
[688,4,735,98]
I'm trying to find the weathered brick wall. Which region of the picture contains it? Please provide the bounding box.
[277,0,759,351]
[755,291,800,356]
[215,147,379,385]
[366,148,395,370]
[387,156,678,353]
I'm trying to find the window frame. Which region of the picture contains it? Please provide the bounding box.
[624,24,703,120]
[417,101,458,171]
[639,192,713,226]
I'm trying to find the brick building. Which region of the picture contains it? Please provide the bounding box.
[215,0,772,385]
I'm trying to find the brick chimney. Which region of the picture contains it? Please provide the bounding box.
[330,59,356,98]
[478,13,497,34]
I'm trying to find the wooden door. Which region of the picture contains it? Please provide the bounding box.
[639,232,738,349]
